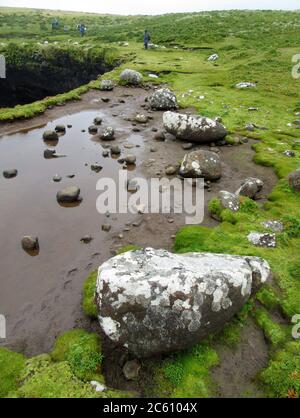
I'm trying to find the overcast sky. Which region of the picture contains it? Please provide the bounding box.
[0,0,299,15]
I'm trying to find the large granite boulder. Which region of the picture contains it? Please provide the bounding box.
[148,89,178,110]
[96,248,271,357]
[179,150,221,180]
[163,111,227,143]
[120,69,143,85]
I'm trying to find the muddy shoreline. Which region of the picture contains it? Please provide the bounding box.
[0,85,278,395]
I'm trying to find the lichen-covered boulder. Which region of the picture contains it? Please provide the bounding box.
[163,111,227,143]
[247,232,276,248]
[209,191,240,221]
[120,69,143,85]
[100,79,114,91]
[148,89,178,110]
[96,248,271,357]
[179,150,221,180]
[236,177,264,199]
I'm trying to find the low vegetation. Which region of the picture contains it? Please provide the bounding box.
[0,6,300,398]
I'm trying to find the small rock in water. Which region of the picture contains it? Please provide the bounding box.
[127,179,138,192]
[102,224,112,232]
[66,174,75,179]
[91,164,103,173]
[93,117,102,126]
[80,235,93,244]
[67,124,72,129]
[53,174,62,182]
[247,232,276,248]
[110,145,121,155]
[102,150,109,157]
[151,127,158,132]
[88,125,98,134]
[125,154,136,165]
[21,236,39,252]
[101,127,115,141]
[122,360,141,381]
[55,124,66,133]
[44,149,57,159]
[56,186,81,203]
[101,97,110,103]
[43,130,59,141]
[3,169,18,179]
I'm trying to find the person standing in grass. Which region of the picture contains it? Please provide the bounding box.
[144,30,151,49]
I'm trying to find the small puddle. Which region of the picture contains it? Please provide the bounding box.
[0,87,278,358]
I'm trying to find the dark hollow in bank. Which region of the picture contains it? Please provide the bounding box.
[0,44,118,107]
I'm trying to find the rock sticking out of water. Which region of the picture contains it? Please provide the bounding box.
[21,236,39,252]
[55,125,66,133]
[3,169,18,179]
[101,127,115,141]
[43,130,59,141]
[56,186,81,203]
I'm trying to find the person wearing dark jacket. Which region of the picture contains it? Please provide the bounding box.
[144,30,151,49]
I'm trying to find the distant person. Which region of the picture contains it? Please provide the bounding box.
[79,24,86,37]
[144,30,151,49]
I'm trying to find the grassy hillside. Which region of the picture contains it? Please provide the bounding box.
[0,7,300,398]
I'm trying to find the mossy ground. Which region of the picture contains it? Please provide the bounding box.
[0,330,133,398]
[1,7,300,398]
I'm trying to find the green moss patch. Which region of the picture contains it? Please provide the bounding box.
[82,270,98,319]
[0,348,25,398]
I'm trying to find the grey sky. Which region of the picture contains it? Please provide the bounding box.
[0,0,299,15]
